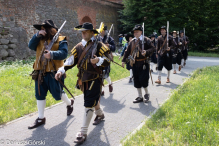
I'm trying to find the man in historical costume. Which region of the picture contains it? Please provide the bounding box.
[149,34,158,72]
[98,25,116,96]
[122,24,155,103]
[55,22,110,144]
[172,31,182,74]
[155,26,174,84]
[119,32,134,83]
[28,20,74,129]
[180,30,189,67]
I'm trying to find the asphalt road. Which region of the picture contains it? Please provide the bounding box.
[0,56,218,146]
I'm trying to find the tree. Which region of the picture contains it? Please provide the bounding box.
[119,0,219,52]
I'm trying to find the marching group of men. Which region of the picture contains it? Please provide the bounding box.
[27,19,189,144]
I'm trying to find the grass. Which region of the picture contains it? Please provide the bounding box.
[122,66,219,146]
[188,51,219,57]
[0,56,129,124]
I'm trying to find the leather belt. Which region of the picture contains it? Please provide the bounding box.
[136,58,147,62]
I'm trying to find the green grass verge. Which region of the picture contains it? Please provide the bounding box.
[188,51,219,57]
[0,56,128,124]
[122,66,219,146]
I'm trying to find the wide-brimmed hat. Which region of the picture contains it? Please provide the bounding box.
[74,22,99,34]
[125,32,134,41]
[158,26,166,34]
[172,31,177,33]
[131,24,143,32]
[150,34,156,38]
[118,34,123,37]
[33,20,58,30]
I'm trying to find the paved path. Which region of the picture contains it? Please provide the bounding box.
[0,56,218,146]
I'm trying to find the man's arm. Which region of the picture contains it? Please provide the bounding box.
[145,38,156,57]
[57,46,78,75]
[28,33,41,51]
[96,42,111,67]
[50,40,68,60]
[122,42,131,62]
[120,43,128,57]
[157,37,160,54]
[169,36,175,51]
[108,36,116,52]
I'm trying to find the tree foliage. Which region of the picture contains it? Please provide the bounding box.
[119,0,219,52]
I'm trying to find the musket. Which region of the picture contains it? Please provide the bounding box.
[142,23,144,53]
[167,21,169,49]
[105,24,113,43]
[183,27,186,50]
[102,24,124,68]
[177,31,181,53]
[166,21,169,57]
[37,20,67,70]
[91,22,103,59]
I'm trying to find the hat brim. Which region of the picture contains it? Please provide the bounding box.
[33,23,58,30]
[131,28,143,33]
[158,28,167,34]
[125,33,134,41]
[74,25,99,34]
[33,24,43,30]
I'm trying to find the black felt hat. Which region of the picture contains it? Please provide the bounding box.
[158,26,166,34]
[104,26,107,30]
[131,24,143,32]
[33,20,58,31]
[74,22,99,34]
[180,30,184,34]
[150,34,156,38]
[125,32,134,41]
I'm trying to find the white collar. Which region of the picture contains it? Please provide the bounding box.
[133,35,143,41]
[81,36,95,47]
[100,36,104,39]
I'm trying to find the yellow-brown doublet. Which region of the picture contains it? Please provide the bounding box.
[33,36,66,72]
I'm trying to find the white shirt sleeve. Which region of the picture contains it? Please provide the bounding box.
[57,55,75,74]
[96,57,104,66]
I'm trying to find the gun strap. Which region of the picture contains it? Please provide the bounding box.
[160,36,167,51]
[77,42,94,67]
[130,39,140,55]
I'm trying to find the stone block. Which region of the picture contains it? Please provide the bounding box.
[10,39,17,44]
[7,49,15,57]
[0,49,8,57]
[8,44,16,49]
[0,39,9,44]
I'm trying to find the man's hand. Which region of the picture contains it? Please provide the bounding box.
[39,30,47,36]
[185,41,187,45]
[105,43,110,48]
[90,55,99,64]
[44,50,51,59]
[122,62,125,68]
[156,54,158,58]
[179,42,182,45]
[167,47,170,51]
[142,50,146,56]
[55,72,62,81]
[119,56,121,60]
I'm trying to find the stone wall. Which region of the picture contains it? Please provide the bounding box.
[0,27,17,61]
[0,0,123,62]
